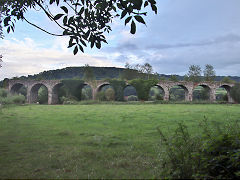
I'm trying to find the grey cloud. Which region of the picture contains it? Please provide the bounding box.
[146,34,240,50]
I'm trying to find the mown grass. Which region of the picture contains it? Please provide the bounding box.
[0,104,239,178]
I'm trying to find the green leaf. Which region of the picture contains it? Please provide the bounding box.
[81,0,85,6]
[148,0,156,5]
[130,20,136,34]
[79,7,84,15]
[125,16,132,25]
[90,40,94,48]
[134,16,145,24]
[73,45,78,55]
[49,0,54,5]
[144,1,148,7]
[121,10,127,19]
[63,16,67,25]
[79,45,84,53]
[68,38,76,48]
[11,25,14,32]
[96,41,101,49]
[85,30,90,40]
[80,40,87,47]
[61,6,68,14]
[53,14,64,20]
[151,5,157,14]
[7,26,10,33]
[4,16,10,26]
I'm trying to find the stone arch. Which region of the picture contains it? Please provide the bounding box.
[216,84,233,103]
[149,85,165,101]
[29,83,49,104]
[51,82,64,104]
[10,83,27,96]
[96,82,114,101]
[96,82,111,92]
[123,85,137,101]
[193,83,212,101]
[80,83,93,100]
[169,84,189,101]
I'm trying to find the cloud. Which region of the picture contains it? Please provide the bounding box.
[146,34,240,50]
[1,0,240,79]
[0,38,117,80]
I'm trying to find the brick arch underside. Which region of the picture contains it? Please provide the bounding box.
[10,83,26,94]
[123,85,137,99]
[193,84,211,101]
[96,83,111,92]
[51,83,64,104]
[29,83,48,104]
[169,84,190,101]
[217,84,233,102]
[150,85,165,100]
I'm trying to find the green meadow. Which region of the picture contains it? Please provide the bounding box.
[0,104,239,178]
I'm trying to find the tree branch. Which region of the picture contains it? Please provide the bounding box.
[23,17,65,37]
[33,0,68,31]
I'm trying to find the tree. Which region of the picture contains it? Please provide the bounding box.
[1,0,157,54]
[159,76,166,81]
[121,62,154,80]
[204,64,216,82]
[121,62,139,80]
[105,88,115,101]
[187,65,202,83]
[230,83,240,103]
[183,75,189,81]
[142,63,153,80]
[222,76,234,84]
[83,64,95,81]
[169,75,178,82]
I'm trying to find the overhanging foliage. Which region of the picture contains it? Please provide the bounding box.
[61,79,85,100]
[130,78,158,100]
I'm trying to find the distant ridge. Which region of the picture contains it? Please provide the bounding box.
[3,66,240,82]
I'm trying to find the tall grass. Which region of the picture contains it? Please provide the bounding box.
[157,118,240,178]
[0,88,25,105]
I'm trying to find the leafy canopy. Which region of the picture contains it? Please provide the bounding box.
[203,64,215,82]
[187,65,202,83]
[0,0,157,54]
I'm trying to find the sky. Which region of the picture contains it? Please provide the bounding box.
[1,0,240,80]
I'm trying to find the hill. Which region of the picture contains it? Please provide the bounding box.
[1,66,240,85]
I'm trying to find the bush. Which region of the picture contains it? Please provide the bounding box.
[0,88,8,98]
[11,94,25,104]
[37,86,48,104]
[127,95,138,101]
[156,94,163,100]
[0,94,25,105]
[81,87,92,100]
[0,96,12,105]
[61,79,85,100]
[105,88,115,101]
[96,91,106,101]
[157,118,240,179]
[109,79,126,101]
[130,79,158,100]
[60,96,78,105]
[230,83,240,103]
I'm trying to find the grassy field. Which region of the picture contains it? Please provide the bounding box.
[0,104,239,178]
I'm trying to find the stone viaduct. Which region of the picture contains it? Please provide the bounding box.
[8,79,235,104]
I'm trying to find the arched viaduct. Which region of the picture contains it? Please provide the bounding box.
[8,80,235,104]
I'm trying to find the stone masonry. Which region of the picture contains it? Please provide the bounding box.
[8,80,234,104]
